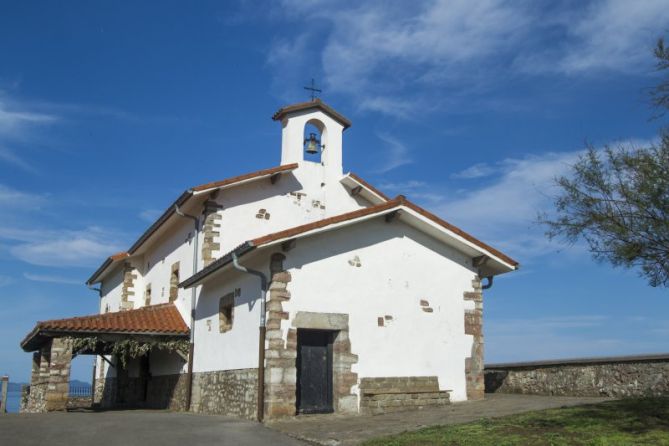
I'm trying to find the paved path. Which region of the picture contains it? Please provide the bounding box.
[268,393,614,445]
[0,410,306,446]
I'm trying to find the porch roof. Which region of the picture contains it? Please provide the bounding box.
[21,303,189,352]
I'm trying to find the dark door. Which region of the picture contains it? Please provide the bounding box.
[139,354,150,403]
[297,329,334,414]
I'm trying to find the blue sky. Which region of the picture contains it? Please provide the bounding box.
[1,0,668,383]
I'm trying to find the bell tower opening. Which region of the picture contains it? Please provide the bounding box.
[303,120,325,164]
[273,99,351,179]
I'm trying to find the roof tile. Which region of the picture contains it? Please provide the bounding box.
[21,303,189,349]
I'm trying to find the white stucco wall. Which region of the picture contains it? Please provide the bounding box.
[208,167,371,258]
[190,217,480,402]
[138,218,196,311]
[281,218,478,402]
[99,265,124,313]
[193,263,265,373]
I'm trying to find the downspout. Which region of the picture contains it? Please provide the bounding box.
[174,204,200,412]
[481,276,493,290]
[231,251,267,422]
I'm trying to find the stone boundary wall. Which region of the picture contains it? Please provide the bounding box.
[359,377,450,415]
[67,396,93,409]
[190,368,258,420]
[485,354,669,398]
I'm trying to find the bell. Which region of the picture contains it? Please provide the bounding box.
[305,133,320,154]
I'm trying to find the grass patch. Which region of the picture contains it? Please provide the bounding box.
[362,398,669,446]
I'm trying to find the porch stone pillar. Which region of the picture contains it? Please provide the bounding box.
[45,338,72,411]
[38,343,51,383]
[30,351,41,385]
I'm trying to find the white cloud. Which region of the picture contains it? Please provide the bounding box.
[268,0,531,116]
[23,272,81,285]
[268,1,669,115]
[321,0,527,94]
[450,162,496,179]
[554,0,669,74]
[373,133,413,173]
[0,92,59,173]
[0,184,46,209]
[439,152,580,231]
[0,97,57,137]
[0,226,123,268]
[139,209,163,223]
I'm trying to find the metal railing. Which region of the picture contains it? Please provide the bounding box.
[68,385,92,398]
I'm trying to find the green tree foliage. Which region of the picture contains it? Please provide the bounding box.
[541,37,669,287]
[541,142,669,287]
[651,37,669,115]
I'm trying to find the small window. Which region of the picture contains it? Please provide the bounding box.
[145,284,152,306]
[219,292,235,333]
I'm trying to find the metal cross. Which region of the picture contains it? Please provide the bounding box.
[304,78,322,101]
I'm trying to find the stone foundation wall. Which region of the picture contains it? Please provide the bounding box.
[485,355,669,397]
[21,383,47,413]
[20,385,30,412]
[191,368,258,420]
[359,377,450,415]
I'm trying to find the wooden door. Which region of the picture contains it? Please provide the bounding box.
[296,329,334,414]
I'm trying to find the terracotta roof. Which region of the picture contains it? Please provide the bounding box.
[181,196,518,288]
[87,164,298,285]
[272,99,352,129]
[21,303,189,351]
[347,173,390,201]
[110,252,129,261]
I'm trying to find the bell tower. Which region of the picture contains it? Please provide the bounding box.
[272,99,351,180]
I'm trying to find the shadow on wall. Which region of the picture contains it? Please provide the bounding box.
[484,370,508,393]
